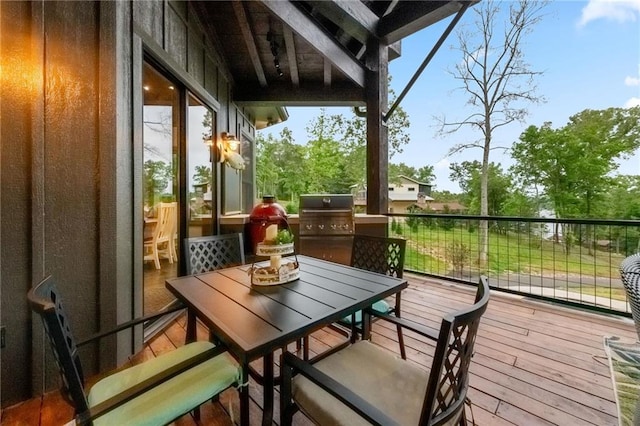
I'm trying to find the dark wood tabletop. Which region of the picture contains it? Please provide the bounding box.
[166,254,407,426]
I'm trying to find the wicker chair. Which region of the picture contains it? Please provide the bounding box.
[620,253,640,340]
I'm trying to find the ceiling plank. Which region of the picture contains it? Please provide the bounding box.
[282,26,299,86]
[231,0,268,87]
[259,0,365,87]
[378,1,469,44]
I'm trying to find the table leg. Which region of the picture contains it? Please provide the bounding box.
[240,363,250,426]
[262,352,274,426]
[186,310,197,343]
[362,308,372,340]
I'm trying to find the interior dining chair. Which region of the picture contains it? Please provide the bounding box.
[144,202,178,269]
[339,234,407,358]
[183,233,246,275]
[28,275,240,426]
[280,276,491,426]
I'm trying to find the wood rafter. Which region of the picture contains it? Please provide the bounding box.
[282,26,299,86]
[234,82,364,106]
[324,59,331,87]
[232,0,268,87]
[259,0,365,88]
[306,0,402,59]
[378,1,469,44]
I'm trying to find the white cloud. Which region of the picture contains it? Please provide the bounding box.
[578,0,640,27]
[626,75,640,86]
[435,158,450,170]
[625,97,640,107]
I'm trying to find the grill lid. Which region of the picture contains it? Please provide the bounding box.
[299,194,354,210]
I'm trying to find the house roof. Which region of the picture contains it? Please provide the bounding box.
[393,175,432,186]
[192,0,477,126]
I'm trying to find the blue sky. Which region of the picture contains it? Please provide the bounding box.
[260,0,640,192]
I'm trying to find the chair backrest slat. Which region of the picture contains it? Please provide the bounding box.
[421,276,490,425]
[350,234,406,278]
[28,276,90,415]
[184,234,246,275]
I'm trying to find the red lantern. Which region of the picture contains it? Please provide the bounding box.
[249,195,287,254]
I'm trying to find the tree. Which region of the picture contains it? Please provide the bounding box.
[438,0,547,268]
[449,160,512,216]
[510,107,640,254]
[511,108,640,219]
[305,110,347,193]
[193,165,212,185]
[143,160,172,206]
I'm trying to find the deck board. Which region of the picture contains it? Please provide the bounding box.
[2,273,635,425]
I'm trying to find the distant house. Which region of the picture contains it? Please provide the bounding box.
[352,175,434,214]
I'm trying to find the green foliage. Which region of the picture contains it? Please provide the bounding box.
[274,229,294,245]
[144,160,172,206]
[193,165,212,185]
[510,107,640,220]
[284,201,299,214]
[449,161,512,215]
[446,241,470,275]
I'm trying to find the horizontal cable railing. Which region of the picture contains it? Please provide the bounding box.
[387,213,640,316]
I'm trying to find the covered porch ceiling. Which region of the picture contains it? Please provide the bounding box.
[192,0,476,128]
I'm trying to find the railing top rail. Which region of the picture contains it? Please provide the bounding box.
[386,213,640,227]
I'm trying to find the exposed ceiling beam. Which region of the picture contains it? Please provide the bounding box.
[306,1,402,59]
[305,0,377,43]
[259,0,365,87]
[232,1,268,87]
[234,82,365,106]
[282,26,299,86]
[378,1,469,44]
[324,59,331,87]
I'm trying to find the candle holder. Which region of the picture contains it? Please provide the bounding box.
[249,220,299,286]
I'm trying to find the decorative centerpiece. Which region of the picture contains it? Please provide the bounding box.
[250,224,300,286]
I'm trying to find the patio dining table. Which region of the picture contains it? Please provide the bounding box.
[165,254,407,426]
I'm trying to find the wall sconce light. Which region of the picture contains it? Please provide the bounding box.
[204,132,245,170]
[221,132,240,152]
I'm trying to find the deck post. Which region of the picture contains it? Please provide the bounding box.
[365,37,389,215]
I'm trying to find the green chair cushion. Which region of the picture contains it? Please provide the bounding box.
[88,341,240,426]
[340,300,390,325]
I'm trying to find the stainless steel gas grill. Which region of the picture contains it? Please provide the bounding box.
[298,194,355,265]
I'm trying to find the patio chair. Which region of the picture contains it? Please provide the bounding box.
[620,253,640,341]
[184,233,245,274]
[28,275,240,426]
[339,234,407,358]
[280,276,490,426]
[144,202,178,269]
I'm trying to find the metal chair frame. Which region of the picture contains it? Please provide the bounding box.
[344,234,407,358]
[280,276,490,426]
[183,233,246,275]
[27,275,237,425]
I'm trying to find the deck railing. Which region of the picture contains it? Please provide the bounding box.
[388,213,640,316]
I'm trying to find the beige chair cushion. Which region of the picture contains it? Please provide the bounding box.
[292,341,429,425]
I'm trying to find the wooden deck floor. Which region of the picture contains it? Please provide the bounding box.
[2,273,636,425]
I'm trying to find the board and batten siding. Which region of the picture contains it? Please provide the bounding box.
[0,0,250,406]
